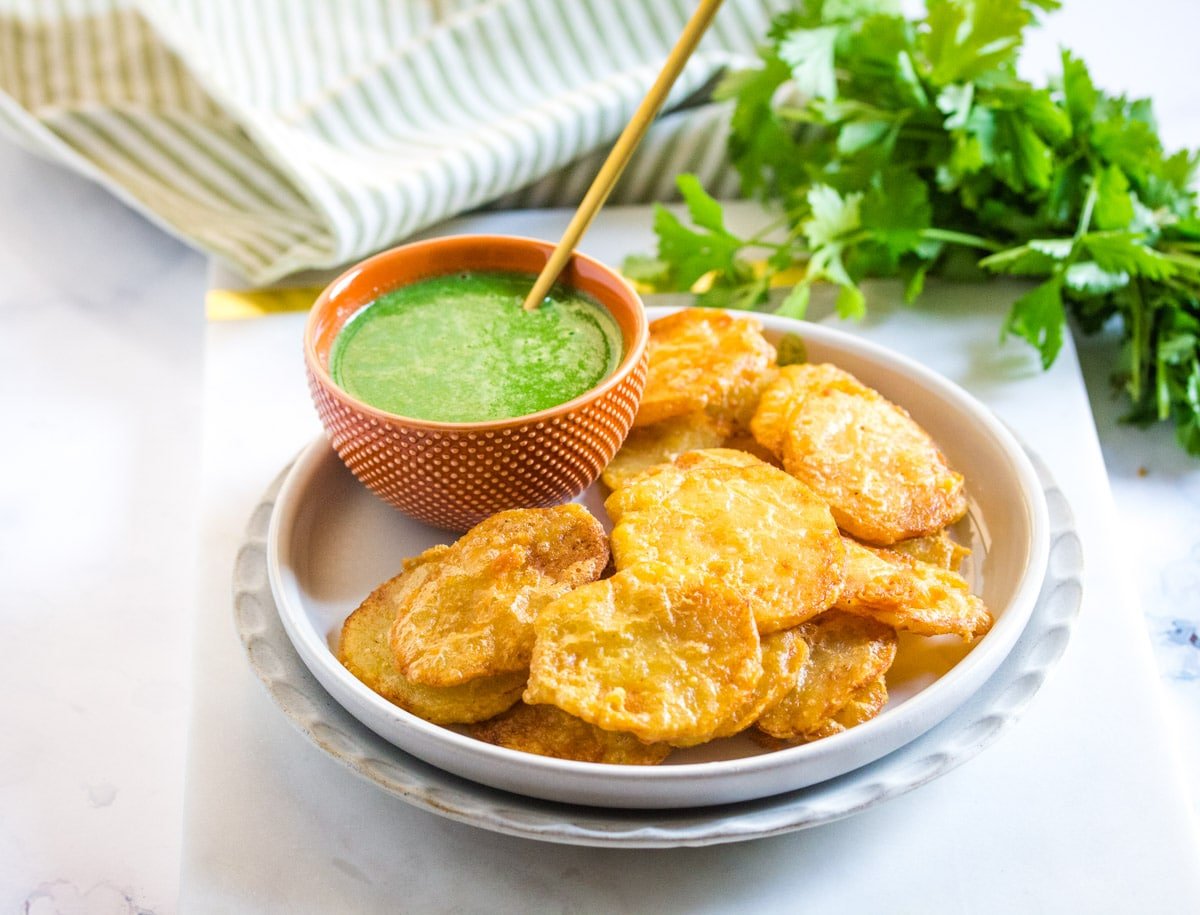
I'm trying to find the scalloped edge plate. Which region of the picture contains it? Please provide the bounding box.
[234,445,1079,846]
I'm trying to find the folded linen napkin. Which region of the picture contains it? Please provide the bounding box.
[0,0,786,283]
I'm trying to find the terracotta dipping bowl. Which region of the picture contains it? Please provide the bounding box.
[304,235,649,532]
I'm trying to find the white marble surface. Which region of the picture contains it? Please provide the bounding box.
[0,140,204,913]
[2,1,1200,907]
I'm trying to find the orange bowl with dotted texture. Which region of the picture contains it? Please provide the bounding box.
[304,235,649,532]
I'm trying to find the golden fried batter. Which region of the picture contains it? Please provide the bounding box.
[748,361,826,455]
[338,559,526,724]
[606,449,844,633]
[601,411,731,491]
[752,674,890,747]
[797,676,890,741]
[752,363,967,544]
[524,563,763,745]
[755,610,897,740]
[468,702,672,765]
[836,537,992,640]
[888,530,971,571]
[702,626,810,744]
[388,504,609,687]
[636,308,777,430]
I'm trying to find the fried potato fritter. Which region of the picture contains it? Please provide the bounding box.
[701,626,810,744]
[751,364,968,545]
[748,360,819,455]
[755,610,898,741]
[836,537,993,640]
[468,702,672,765]
[798,676,890,741]
[601,411,731,491]
[388,504,609,686]
[636,309,777,430]
[524,563,763,745]
[338,558,526,724]
[606,449,845,633]
[754,674,890,747]
[888,530,971,571]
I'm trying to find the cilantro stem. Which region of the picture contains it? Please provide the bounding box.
[743,214,791,246]
[919,228,1005,252]
[1075,181,1099,241]
[1128,279,1146,403]
[1157,345,1171,420]
[1160,250,1200,274]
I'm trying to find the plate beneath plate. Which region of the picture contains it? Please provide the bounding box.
[235,447,1079,846]
[264,314,1051,809]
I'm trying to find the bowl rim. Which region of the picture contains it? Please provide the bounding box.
[270,308,1052,807]
[303,234,650,432]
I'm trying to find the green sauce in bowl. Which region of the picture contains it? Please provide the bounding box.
[329,271,623,423]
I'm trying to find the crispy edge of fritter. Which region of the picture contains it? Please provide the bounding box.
[836,537,993,641]
[388,503,610,686]
[636,308,777,429]
[750,674,889,748]
[337,556,527,724]
[468,702,672,765]
[754,610,898,741]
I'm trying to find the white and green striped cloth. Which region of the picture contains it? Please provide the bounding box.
[0,0,787,284]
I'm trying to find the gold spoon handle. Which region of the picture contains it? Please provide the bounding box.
[521,0,726,311]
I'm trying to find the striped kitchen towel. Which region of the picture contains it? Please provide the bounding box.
[0,0,787,284]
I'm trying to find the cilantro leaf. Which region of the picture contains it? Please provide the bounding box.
[1083,232,1176,281]
[651,204,741,290]
[803,185,863,247]
[922,0,1031,86]
[1065,261,1129,294]
[1059,50,1098,130]
[1004,277,1065,367]
[676,173,730,234]
[860,169,933,258]
[778,26,840,101]
[717,56,803,198]
[1092,165,1135,231]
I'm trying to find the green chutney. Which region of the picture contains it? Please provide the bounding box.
[329,271,623,423]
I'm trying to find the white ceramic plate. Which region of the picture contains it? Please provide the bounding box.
[266,311,1050,810]
[237,448,1079,846]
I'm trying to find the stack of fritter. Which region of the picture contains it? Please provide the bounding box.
[339,309,991,764]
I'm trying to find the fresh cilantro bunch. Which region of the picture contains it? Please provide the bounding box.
[627,0,1200,456]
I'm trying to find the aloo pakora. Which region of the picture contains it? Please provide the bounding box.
[752,363,968,544]
[702,626,810,744]
[888,529,971,571]
[606,449,845,632]
[388,503,608,686]
[755,610,898,741]
[468,702,672,765]
[601,411,731,491]
[836,537,992,640]
[636,308,777,430]
[339,588,526,724]
[338,316,1000,763]
[524,562,763,745]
